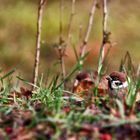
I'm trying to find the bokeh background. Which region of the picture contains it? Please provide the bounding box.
[0,0,140,81]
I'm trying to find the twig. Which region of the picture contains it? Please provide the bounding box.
[79,0,97,66]
[59,0,63,44]
[102,42,116,64]
[58,0,66,82]
[67,0,76,42]
[58,0,76,85]
[97,0,109,76]
[32,0,46,91]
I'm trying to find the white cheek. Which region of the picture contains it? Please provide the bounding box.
[111,81,119,89]
[122,81,128,88]
[74,80,79,87]
[111,81,128,89]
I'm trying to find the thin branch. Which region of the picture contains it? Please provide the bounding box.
[67,0,76,42]
[32,0,46,91]
[97,0,109,75]
[58,45,66,82]
[58,0,76,83]
[58,0,66,82]
[59,0,63,44]
[79,0,97,66]
[102,42,116,64]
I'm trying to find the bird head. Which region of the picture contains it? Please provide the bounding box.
[73,71,94,95]
[106,71,128,91]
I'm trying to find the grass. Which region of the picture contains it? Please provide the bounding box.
[0,54,140,139]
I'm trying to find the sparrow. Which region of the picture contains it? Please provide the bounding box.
[72,71,109,108]
[106,71,128,100]
[72,71,108,98]
[72,71,94,98]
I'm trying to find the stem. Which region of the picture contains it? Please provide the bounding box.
[97,0,108,76]
[32,0,46,91]
[58,0,66,82]
[67,0,76,42]
[79,0,97,66]
[59,0,63,43]
[59,0,76,83]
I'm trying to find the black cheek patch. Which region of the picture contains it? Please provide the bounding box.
[115,82,123,86]
[108,80,113,90]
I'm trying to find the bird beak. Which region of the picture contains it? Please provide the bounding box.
[106,76,111,81]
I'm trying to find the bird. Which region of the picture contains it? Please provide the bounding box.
[72,71,94,99]
[105,71,140,116]
[72,70,109,108]
[72,71,108,98]
[106,71,128,100]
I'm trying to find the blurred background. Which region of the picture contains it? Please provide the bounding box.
[0,0,140,82]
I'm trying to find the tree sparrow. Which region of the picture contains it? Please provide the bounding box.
[106,71,128,99]
[72,71,108,98]
[72,71,94,98]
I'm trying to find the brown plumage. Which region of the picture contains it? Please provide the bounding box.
[109,71,126,82]
[73,71,94,98]
[73,71,128,99]
[72,71,108,98]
